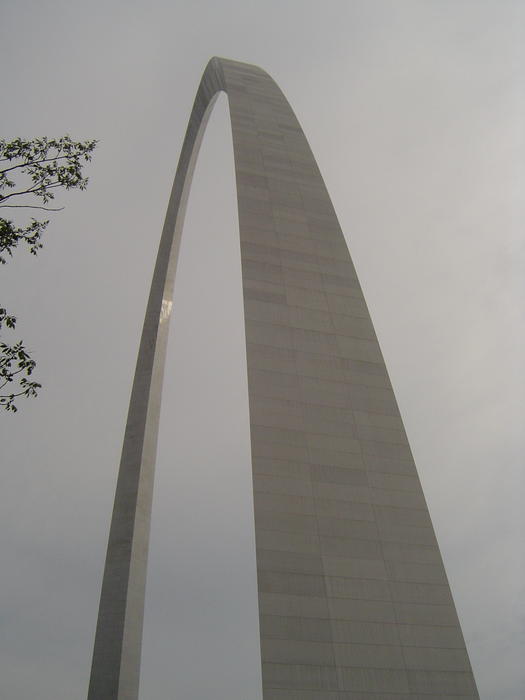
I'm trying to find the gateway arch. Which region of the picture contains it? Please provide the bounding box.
[88,58,479,699]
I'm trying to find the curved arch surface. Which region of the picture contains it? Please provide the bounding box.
[88,58,479,700]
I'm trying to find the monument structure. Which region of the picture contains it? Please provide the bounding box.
[88,58,479,699]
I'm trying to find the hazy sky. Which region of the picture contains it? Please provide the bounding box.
[1,1,523,698]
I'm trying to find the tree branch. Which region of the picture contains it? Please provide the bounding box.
[0,154,73,176]
[0,205,64,211]
[0,180,63,202]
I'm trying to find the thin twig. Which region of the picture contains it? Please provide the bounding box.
[0,205,64,211]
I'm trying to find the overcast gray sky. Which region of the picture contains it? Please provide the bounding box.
[1,1,523,698]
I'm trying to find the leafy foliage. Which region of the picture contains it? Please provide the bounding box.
[0,218,48,265]
[0,136,96,411]
[0,308,40,412]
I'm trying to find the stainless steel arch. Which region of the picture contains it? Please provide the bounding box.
[88,58,479,700]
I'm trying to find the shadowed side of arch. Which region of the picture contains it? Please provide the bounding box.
[88,58,479,700]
